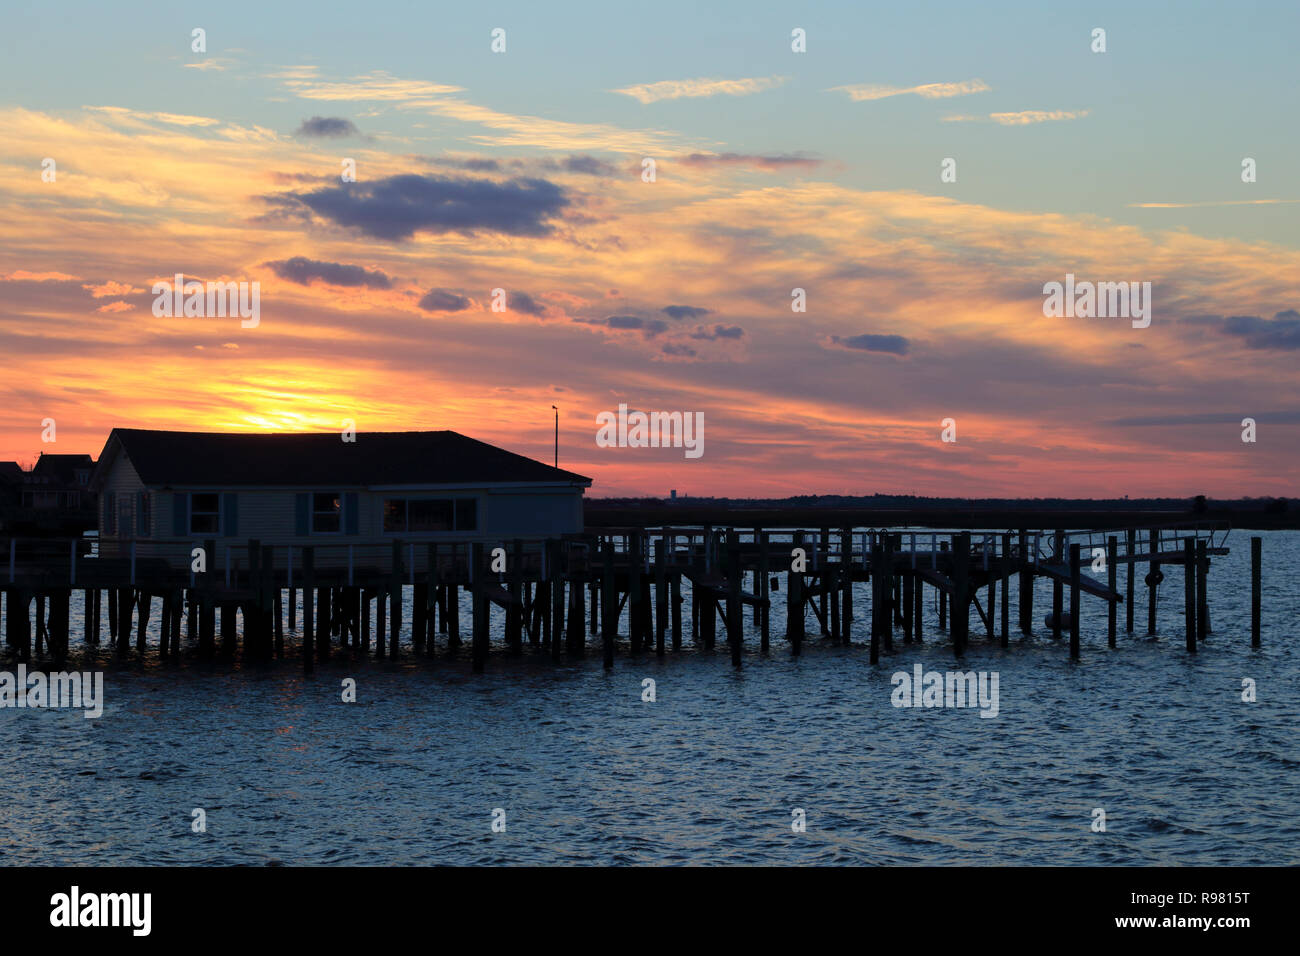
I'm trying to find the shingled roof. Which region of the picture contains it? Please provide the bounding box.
[94,429,591,489]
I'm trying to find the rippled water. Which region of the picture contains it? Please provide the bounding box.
[1,529,1296,865]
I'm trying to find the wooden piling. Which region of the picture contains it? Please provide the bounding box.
[1107,535,1117,648]
[1051,530,1064,642]
[1017,529,1033,634]
[727,533,742,666]
[1183,537,1196,652]
[1147,529,1159,636]
[654,537,666,657]
[471,542,487,672]
[301,547,314,670]
[390,539,403,659]
[787,532,804,656]
[952,533,970,656]
[1068,543,1080,659]
[1196,538,1209,643]
[1250,536,1261,647]
[1125,529,1136,633]
[600,540,617,665]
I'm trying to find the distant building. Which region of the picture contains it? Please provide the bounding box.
[90,429,592,565]
[670,489,676,500]
[21,453,94,510]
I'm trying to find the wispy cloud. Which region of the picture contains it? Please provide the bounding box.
[1130,199,1300,208]
[829,79,989,102]
[272,67,462,103]
[945,109,1090,125]
[84,105,220,127]
[612,75,787,104]
[677,152,822,171]
[275,68,683,151]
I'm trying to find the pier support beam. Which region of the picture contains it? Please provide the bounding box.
[1251,536,1261,647]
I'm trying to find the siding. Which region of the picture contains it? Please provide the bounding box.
[97,468,585,570]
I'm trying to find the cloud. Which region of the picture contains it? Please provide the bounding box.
[829,79,989,102]
[662,305,713,320]
[945,109,1090,125]
[265,256,392,288]
[94,301,134,313]
[677,152,822,171]
[268,173,569,241]
[557,154,617,176]
[690,324,745,340]
[508,291,548,317]
[273,68,462,102]
[295,116,362,139]
[577,314,669,337]
[1130,199,1300,209]
[84,105,220,127]
[612,76,786,104]
[417,153,617,177]
[275,68,684,152]
[418,288,471,312]
[661,343,698,358]
[1220,310,1300,350]
[83,280,143,298]
[2,270,79,282]
[828,333,911,356]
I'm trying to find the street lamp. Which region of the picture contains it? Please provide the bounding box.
[551,405,558,469]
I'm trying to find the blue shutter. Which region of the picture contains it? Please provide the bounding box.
[344,492,359,535]
[222,493,238,537]
[172,493,188,537]
[295,493,310,536]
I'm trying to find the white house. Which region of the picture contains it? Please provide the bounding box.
[89,428,592,569]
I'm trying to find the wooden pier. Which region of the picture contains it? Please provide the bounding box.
[0,522,1264,671]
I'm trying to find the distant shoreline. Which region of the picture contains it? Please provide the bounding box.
[586,499,1299,530]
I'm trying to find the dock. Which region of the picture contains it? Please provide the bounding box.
[0,521,1266,671]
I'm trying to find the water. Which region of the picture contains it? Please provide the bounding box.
[1,529,1296,865]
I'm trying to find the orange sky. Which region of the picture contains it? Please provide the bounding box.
[2,97,1298,498]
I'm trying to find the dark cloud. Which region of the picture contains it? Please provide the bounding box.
[509,291,548,316]
[678,152,822,171]
[1220,310,1300,350]
[829,333,910,356]
[690,324,744,341]
[1106,410,1300,427]
[662,305,713,320]
[557,154,617,176]
[574,314,669,338]
[269,173,568,241]
[418,288,471,312]
[264,256,391,289]
[414,154,615,177]
[661,343,698,358]
[295,116,362,139]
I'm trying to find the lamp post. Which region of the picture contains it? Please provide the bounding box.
[551,405,558,469]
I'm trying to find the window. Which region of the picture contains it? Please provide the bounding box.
[409,499,453,532]
[313,492,341,533]
[190,493,220,535]
[455,498,477,531]
[382,497,477,533]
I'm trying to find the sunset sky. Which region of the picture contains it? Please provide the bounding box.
[2,1,1297,497]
